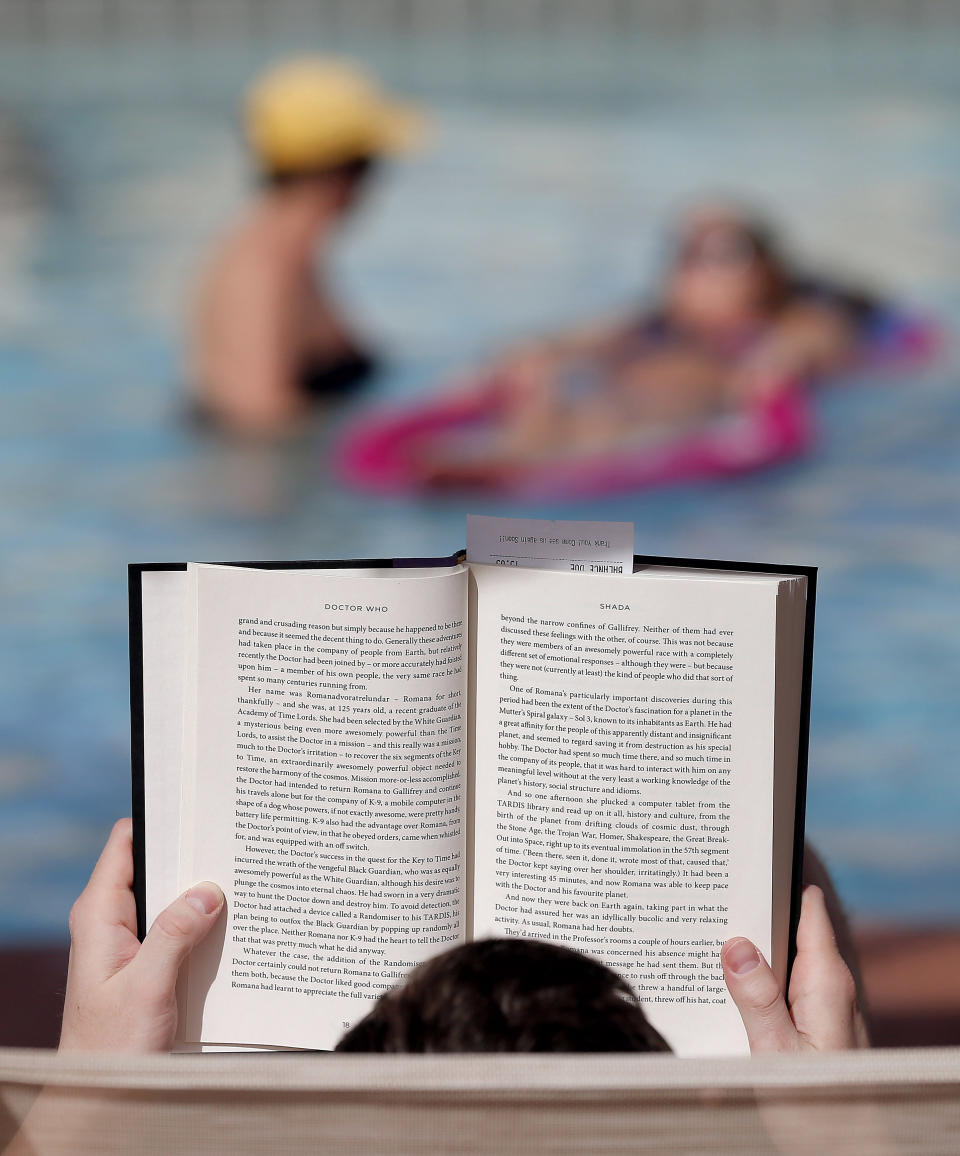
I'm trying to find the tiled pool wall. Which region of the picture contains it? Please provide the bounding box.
[2,0,958,43]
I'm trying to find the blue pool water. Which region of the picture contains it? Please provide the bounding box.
[0,33,958,940]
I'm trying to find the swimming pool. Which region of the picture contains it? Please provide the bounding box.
[0,31,958,940]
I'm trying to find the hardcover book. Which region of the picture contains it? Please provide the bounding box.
[130,549,814,1055]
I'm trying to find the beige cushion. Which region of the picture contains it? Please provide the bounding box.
[3,1047,959,1154]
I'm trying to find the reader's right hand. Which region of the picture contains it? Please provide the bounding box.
[722,884,868,1054]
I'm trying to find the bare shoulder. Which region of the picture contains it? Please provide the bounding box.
[776,296,855,336]
[199,218,291,310]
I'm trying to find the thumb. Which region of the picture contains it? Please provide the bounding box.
[722,937,801,1054]
[133,883,225,997]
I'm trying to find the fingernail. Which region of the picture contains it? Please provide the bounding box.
[184,883,223,915]
[723,938,761,976]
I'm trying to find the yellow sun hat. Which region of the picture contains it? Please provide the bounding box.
[245,58,427,176]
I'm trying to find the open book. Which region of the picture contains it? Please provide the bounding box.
[130,551,814,1056]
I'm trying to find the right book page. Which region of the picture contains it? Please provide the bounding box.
[469,562,807,1057]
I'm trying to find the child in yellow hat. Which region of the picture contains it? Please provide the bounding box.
[188,59,425,435]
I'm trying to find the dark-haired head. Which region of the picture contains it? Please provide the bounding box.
[261,154,377,191]
[258,154,379,221]
[664,202,790,330]
[335,938,671,1053]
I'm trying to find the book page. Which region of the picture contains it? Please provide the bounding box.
[180,563,468,1050]
[140,568,190,928]
[470,564,804,1057]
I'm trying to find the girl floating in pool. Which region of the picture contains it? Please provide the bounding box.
[337,203,936,496]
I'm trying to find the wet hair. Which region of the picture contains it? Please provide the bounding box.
[673,204,781,262]
[667,206,792,315]
[262,155,377,190]
[335,938,672,1053]
[668,204,883,323]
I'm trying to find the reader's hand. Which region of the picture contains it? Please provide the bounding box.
[722,884,868,1054]
[59,818,224,1053]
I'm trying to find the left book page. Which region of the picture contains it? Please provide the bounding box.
[177,562,468,1050]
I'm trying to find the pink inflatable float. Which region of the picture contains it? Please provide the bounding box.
[334,310,940,499]
[334,384,813,499]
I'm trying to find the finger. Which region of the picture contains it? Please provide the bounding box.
[722,937,800,1054]
[794,885,839,960]
[68,818,138,972]
[788,886,860,1050]
[131,883,225,1001]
